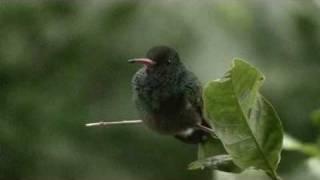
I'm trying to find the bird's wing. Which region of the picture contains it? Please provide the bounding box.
[183,70,212,126]
[174,70,213,144]
[183,71,203,115]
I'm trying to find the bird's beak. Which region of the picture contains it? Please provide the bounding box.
[128,58,156,66]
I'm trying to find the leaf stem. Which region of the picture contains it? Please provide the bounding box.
[267,171,282,180]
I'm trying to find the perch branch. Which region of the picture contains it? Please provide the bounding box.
[85,120,143,127]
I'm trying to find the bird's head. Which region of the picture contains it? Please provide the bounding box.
[128,46,181,69]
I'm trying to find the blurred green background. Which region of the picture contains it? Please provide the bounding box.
[0,1,320,180]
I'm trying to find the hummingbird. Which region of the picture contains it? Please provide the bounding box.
[129,46,214,144]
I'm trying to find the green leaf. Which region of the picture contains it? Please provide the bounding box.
[190,138,241,172]
[203,59,283,179]
[198,137,227,159]
[189,154,241,173]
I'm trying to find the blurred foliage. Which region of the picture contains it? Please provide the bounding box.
[283,134,320,157]
[0,1,320,180]
[311,109,320,128]
[282,108,320,180]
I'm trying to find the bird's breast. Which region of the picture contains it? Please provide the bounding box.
[132,68,201,135]
[139,76,181,107]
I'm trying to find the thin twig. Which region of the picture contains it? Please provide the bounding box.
[85,120,143,127]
